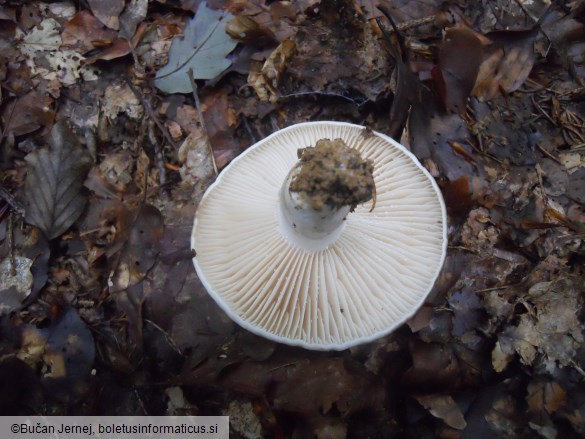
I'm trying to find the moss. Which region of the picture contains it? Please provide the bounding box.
[290,138,375,211]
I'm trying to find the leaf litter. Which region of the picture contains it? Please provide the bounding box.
[1,0,585,436]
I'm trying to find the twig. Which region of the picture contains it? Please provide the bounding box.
[123,76,178,149]
[536,143,562,164]
[0,100,17,146]
[535,163,548,209]
[187,68,217,176]
[0,184,25,217]
[279,90,370,107]
[531,95,557,126]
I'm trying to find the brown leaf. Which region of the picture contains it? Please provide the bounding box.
[83,24,147,64]
[436,27,482,113]
[1,90,54,136]
[248,39,296,103]
[415,394,467,430]
[527,380,567,417]
[440,176,474,218]
[61,11,119,54]
[87,0,125,30]
[473,27,538,100]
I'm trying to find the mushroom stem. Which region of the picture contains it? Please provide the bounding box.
[277,138,375,251]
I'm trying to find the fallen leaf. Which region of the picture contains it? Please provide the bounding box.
[415,394,467,430]
[20,18,98,85]
[61,11,119,54]
[87,0,125,30]
[0,256,33,305]
[248,39,295,103]
[286,6,391,102]
[448,289,485,337]
[1,90,54,136]
[494,275,584,373]
[408,100,475,181]
[102,82,144,120]
[24,121,92,239]
[155,2,237,93]
[226,15,274,42]
[473,26,539,101]
[178,129,216,201]
[435,27,482,113]
[527,380,567,417]
[119,0,148,40]
[42,307,95,403]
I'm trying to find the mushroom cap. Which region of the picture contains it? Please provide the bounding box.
[192,121,447,350]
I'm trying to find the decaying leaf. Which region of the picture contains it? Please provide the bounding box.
[155,1,237,93]
[24,121,92,239]
[1,90,54,136]
[248,39,295,103]
[493,275,584,373]
[102,82,144,120]
[20,18,98,85]
[473,26,539,101]
[87,0,125,30]
[61,11,119,54]
[415,394,467,430]
[0,256,33,306]
[178,129,216,201]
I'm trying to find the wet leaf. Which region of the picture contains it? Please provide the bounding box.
[24,121,92,239]
[155,2,237,93]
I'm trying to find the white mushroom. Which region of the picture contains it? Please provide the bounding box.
[192,121,447,350]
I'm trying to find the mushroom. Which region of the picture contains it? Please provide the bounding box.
[192,121,447,350]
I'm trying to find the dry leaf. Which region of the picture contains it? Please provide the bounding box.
[61,11,119,54]
[248,39,295,103]
[87,0,125,30]
[473,27,538,100]
[155,1,237,93]
[415,394,467,430]
[24,121,92,239]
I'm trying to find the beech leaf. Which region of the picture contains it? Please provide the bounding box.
[155,1,237,93]
[24,121,91,239]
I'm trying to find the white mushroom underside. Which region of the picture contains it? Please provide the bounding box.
[192,122,447,350]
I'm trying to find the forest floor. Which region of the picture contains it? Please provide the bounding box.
[1,0,585,438]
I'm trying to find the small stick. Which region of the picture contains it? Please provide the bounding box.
[123,76,178,150]
[187,69,218,176]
